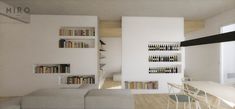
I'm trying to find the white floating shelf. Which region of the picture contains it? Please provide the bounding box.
[60,36,96,39]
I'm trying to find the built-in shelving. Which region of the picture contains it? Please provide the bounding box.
[148,42,182,74]
[34,64,70,74]
[60,75,95,85]
[35,20,98,87]
[59,27,95,36]
[125,81,158,89]
[59,27,96,48]
[59,38,95,48]
[122,17,184,94]
[149,66,179,74]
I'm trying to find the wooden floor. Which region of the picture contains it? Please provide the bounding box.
[102,78,232,109]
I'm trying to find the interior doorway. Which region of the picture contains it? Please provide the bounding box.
[220,24,235,85]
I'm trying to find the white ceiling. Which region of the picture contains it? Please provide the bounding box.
[2,0,235,20]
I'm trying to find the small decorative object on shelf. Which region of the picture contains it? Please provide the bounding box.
[99,49,106,51]
[149,67,178,74]
[149,55,178,62]
[65,75,95,84]
[148,43,180,51]
[125,81,158,89]
[99,40,106,45]
[59,39,91,48]
[59,27,95,36]
[35,64,70,74]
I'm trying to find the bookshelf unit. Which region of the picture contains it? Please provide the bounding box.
[99,40,106,70]
[148,42,182,74]
[122,17,184,94]
[34,64,70,74]
[59,27,95,36]
[98,39,106,88]
[59,38,95,48]
[125,81,158,89]
[32,15,99,89]
[59,27,96,48]
[60,75,95,85]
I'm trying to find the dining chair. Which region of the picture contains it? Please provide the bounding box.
[167,83,192,109]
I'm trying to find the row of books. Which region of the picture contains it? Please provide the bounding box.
[66,76,95,84]
[59,39,90,48]
[59,27,95,36]
[125,81,158,89]
[35,64,70,73]
[148,44,180,51]
[149,67,178,73]
[149,55,178,62]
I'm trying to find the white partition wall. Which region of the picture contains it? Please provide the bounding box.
[122,17,185,93]
[0,15,99,96]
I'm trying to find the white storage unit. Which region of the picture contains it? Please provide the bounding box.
[122,16,185,94]
[0,15,99,96]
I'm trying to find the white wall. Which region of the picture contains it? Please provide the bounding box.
[221,24,235,84]
[101,37,122,78]
[122,17,184,93]
[185,8,235,83]
[0,15,98,96]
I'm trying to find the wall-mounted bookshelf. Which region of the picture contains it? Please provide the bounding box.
[99,40,106,70]
[148,42,182,74]
[125,81,158,89]
[34,64,70,74]
[149,66,179,74]
[59,38,95,48]
[60,75,95,85]
[59,27,95,36]
[59,26,96,48]
[122,17,184,94]
[148,43,180,51]
[148,55,180,62]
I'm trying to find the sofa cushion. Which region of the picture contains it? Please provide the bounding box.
[0,97,21,109]
[85,89,134,109]
[22,88,89,109]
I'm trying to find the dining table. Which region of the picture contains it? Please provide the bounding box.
[184,81,235,109]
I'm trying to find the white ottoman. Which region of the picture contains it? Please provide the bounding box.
[22,88,89,109]
[85,89,134,109]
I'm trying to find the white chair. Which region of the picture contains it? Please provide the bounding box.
[167,83,192,109]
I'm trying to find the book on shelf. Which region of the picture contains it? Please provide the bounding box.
[148,43,180,51]
[59,39,90,48]
[149,67,178,74]
[59,27,95,36]
[35,64,70,74]
[149,55,178,62]
[66,75,95,84]
[125,81,158,89]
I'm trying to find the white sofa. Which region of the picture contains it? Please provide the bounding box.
[21,88,134,109]
[0,97,21,109]
[22,88,89,109]
[85,89,134,109]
